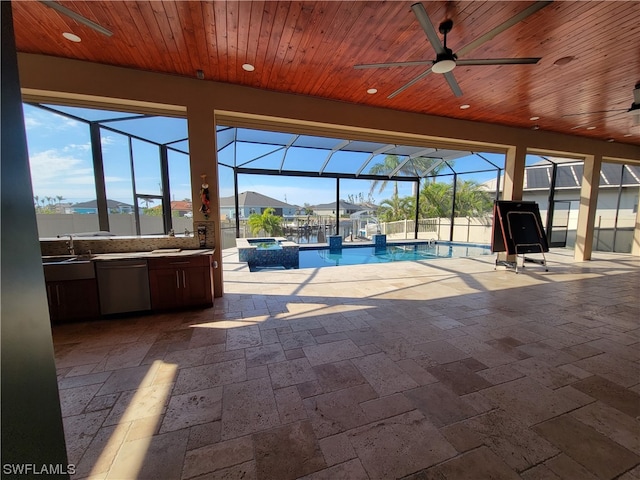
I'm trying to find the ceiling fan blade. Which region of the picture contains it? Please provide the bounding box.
[456,57,541,66]
[456,1,551,58]
[411,3,446,55]
[444,71,463,97]
[39,0,113,37]
[388,68,434,99]
[354,60,434,69]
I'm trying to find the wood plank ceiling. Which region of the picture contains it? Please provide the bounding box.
[11,1,640,146]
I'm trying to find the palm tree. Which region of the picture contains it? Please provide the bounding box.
[368,154,450,198]
[419,179,493,219]
[420,182,452,218]
[454,179,493,217]
[34,195,40,211]
[377,193,414,222]
[247,208,283,236]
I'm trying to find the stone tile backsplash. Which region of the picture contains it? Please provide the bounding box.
[41,221,216,255]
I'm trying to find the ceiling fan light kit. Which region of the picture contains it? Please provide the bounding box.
[432,57,456,74]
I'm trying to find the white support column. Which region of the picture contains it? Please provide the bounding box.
[632,186,640,256]
[187,103,224,297]
[574,154,602,261]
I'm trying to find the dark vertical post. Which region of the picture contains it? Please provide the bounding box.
[2,2,70,474]
[612,164,625,252]
[129,137,141,235]
[449,173,457,241]
[234,168,240,238]
[545,162,558,243]
[90,122,110,232]
[414,178,420,239]
[494,168,502,201]
[336,178,340,235]
[160,145,172,234]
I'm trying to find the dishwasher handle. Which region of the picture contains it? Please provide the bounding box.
[98,264,148,270]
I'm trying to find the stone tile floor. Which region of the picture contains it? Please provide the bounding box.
[52,249,640,479]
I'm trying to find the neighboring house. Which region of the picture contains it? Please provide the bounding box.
[311,200,372,217]
[171,200,193,217]
[483,160,639,216]
[219,191,298,219]
[72,199,135,214]
[482,160,640,250]
[148,200,193,217]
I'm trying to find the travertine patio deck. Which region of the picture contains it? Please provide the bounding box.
[52,249,640,479]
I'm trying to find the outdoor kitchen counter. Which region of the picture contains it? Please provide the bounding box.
[88,249,214,261]
[42,249,216,322]
[42,249,214,263]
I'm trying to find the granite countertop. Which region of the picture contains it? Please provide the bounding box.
[43,249,214,263]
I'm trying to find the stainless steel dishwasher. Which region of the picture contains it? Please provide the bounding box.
[95,260,151,315]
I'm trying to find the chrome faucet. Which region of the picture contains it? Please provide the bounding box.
[66,235,75,255]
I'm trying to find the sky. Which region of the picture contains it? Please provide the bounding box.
[23,103,508,209]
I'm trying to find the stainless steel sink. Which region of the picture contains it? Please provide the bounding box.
[42,255,78,264]
[42,254,95,264]
[43,261,96,281]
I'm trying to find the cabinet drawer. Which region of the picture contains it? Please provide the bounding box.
[148,255,210,270]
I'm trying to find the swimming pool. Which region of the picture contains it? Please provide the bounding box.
[249,241,491,271]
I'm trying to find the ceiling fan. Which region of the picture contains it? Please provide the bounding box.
[562,83,640,126]
[39,1,113,37]
[354,1,552,98]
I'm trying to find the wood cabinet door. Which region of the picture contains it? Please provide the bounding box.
[45,282,61,323]
[59,279,100,320]
[47,279,100,323]
[182,266,213,307]
[149,268,182,310]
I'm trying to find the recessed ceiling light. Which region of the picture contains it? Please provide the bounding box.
[606,138,615,142]
[460,104,470,110]
[553,56,575,66]
[367,88,378,94]
[242,63,255,72]
[530,116,540,121]
[586,126,596,130]
[62,32,81,43]
[624,133,633,137]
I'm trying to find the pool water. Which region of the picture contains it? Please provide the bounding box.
[297,242,491,269]
[247,238,282,250]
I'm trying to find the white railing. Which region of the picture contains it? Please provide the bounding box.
[379,217,493,244]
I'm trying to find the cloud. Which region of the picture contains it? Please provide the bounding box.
[101,135,117,146]
[65,175,99,185]
[23,108,82,133]
[63,143,91,152]
[24,115,43,130]
[104,176,130,183]
[29,149,85,185]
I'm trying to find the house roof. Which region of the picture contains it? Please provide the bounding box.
[219,191,296,209]
[148,201,193,211]
[72,199,133,209]
[170,200,192,210]
[482,163,640,191]
[524,163,640,191]
[311,200,370,211]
